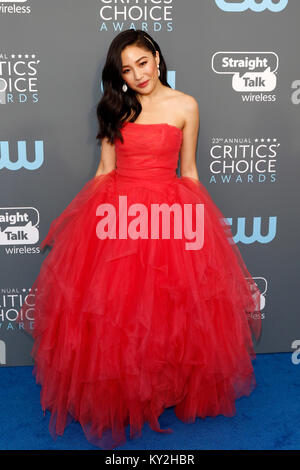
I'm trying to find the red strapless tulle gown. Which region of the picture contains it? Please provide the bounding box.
[17,121,262,449]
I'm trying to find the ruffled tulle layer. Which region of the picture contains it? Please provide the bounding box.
[17,169,262,449]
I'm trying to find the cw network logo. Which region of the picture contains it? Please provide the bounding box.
[0,140,44,170]
[226,216,277,244]
[215,0,288,12]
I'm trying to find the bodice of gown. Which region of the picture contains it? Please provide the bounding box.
[115,122,183,181]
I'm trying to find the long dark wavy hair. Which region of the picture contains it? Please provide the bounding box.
[96,29,171,145]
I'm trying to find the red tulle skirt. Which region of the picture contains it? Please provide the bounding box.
[17,169,262,449]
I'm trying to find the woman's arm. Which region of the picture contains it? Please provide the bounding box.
[179,95,200,180]
[94,137,117,177]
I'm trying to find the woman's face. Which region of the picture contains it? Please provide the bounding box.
[120,45,159,94]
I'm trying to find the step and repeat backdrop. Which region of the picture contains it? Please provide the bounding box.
[0,0,299,366]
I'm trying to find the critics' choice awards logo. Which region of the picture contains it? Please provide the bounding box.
[0,287,35,332]
[0,0,31,15]
[215,0,288,12]
[0,53,40,104]
[0,140,44,170]
[0,207,40,247]
[211,52,278,99]
[209,137,279,184]
[99,0,174,31]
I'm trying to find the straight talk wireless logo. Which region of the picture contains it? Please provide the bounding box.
[211,52,278,101]
[0,0,31,14]
[0,207,41,253]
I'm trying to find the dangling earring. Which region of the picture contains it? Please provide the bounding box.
[157,64,160,77]
[122,83,128,92]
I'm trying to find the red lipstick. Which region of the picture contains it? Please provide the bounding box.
[137,80,149,88]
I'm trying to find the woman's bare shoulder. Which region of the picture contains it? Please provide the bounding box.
[167,89,199,128]
[173,90,198,111]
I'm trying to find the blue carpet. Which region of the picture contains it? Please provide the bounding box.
[0,353,299,450]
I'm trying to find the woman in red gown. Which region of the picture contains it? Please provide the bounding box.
[17,29,262,449]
